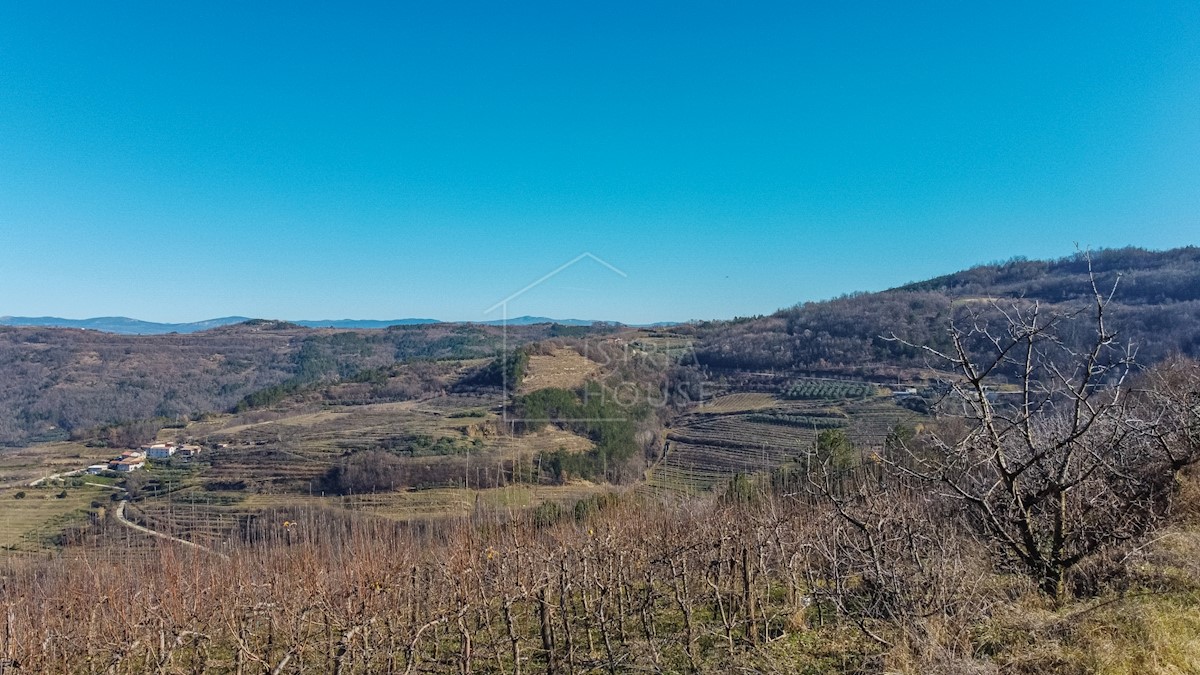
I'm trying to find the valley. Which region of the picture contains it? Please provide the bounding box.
[1,248,1199,673]
[0,328,922,551]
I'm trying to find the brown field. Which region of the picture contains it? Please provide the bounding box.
[0,441,114,488]
[9,483,1197,674]
[0,375,919,553]
[695,392,779,413]
[0,382,601,552]
[245,483,606,521]
[519,347,602,393]
[119,482,611,551]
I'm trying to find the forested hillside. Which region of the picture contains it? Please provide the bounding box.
[899,246,1200,302]
[694,247,1200,376]
[0,322,578,447]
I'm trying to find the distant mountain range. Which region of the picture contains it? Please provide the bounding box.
[0,315,660,335]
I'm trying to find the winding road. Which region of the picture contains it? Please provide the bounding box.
[113,498,229,559]
[27,465,229,559]
[28,467,87,487]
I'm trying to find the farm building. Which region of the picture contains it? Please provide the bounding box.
[86,464,108,475]
[109,457,145,472]
[142,443,176,459]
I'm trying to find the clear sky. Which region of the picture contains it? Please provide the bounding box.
[2,2,1198,324]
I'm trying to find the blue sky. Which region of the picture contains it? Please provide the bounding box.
[2,2,1198,324]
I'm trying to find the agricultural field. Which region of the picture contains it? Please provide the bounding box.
[780,378,879,400]
[121,482,611,552]
[0,330,925,553]
[0,441,115,488]
[645,440,795,494]
[627,331,695,358]
[695,392,779,413]
[0,482,111,552]
[179,392,595,492]
[0,441,127,554]
[647,397,919,494]
[519,347,602,393]
[53,371,605,551]
[1,361,609,555]
[414,392,499,413]
[122,497,245,550]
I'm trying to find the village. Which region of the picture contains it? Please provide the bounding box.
[86,442,202,475]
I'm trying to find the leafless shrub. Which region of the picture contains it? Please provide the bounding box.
[885,264,1200,603]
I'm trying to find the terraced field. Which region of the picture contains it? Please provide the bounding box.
[204,405,471,452]
[318,484,609,521]
[123,482,610,551]
[695,392,779,413]
[841,399,919,442]
[646,398,919,494]
[0,442,114,488]
[628,333,695,361]
[193,398,595,492]
[646,441,795,495]
[0,440,129,554]
[2,330,926,549]
[670,417,818,451]
[415,393,499,412]
[96,385,606,544]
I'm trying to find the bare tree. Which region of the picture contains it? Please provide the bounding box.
[888,267,1200,602]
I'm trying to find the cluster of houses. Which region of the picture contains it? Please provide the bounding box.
[86,442,202,475]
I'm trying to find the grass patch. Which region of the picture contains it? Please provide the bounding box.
[975,590,1200,674]
[0,484,109,552]
[698,392,779,413]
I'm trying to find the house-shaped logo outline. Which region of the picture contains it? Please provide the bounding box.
[484,252,628,423]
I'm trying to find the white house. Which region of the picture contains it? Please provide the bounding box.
[143,443,176,459]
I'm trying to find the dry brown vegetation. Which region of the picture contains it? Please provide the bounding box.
[2,254,1199,672]
[519,348,603,394]
[649,397,913,495]
[4,463,1199,674]
[2,345,1196,673]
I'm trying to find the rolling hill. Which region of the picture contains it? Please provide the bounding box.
[692,246,1200,377]
[0,322,610,447]
[2,246,1196,448]
[0,315,638,335]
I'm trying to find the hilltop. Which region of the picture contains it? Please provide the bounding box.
[693,246,1200,377]
[895,246,1200,302]
[0,315,647,335]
